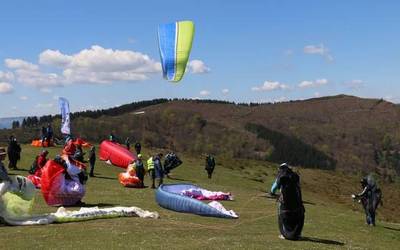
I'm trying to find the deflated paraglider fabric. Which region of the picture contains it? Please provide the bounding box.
[41,160,85,206]
[118,165,142,188]
[156,183,238,219]
[99,140,137,169]
[158,20,195,82]
[0,176,36,219]
[73,138,91,148]
[31,139,54,147]
[180,188,233,201]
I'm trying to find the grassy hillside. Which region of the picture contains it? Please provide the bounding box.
[2,95,400,179]
[0,144,399,249]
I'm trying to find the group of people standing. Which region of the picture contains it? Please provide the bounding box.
[41,123,53,145]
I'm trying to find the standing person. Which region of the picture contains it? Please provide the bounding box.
[41,126,47,145]
[352,176,382,226]
[205,154,215,179]
[125,137,131,151]
[153,153,164,188]
[109,133,116,142]
[147,156,155,189]
[88,146,96,177]
[270,163,305,240]
[134,154,145,187]
[46,123,53,145]
[0,147,11,183]
[7,136,21,170]
[134,142,141,155]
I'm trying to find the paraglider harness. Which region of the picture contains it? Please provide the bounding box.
[164,153,183,175]
[274,167,305,240]
[54,156,88,185]
[275,168,304,212]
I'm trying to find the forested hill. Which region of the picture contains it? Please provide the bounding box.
[2,95,400,180]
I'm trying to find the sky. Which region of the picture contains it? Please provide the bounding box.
[0,0,399,117]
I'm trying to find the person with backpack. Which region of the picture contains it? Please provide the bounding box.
[352,176,382,226]
[205,155,215,179]
[164,152,183,178]
[28,150,49,188]
[270,163,305,240]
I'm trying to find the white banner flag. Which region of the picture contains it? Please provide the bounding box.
[59,97,71,135]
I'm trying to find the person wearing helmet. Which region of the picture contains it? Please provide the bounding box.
[270,163,305,240]
[352,175,382,226]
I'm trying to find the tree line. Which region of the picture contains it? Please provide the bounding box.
[245,123,336,170]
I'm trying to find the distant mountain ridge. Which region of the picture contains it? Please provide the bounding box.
[1,95,399,180]
[0,117,25,129]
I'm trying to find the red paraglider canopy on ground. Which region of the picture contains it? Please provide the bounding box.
[99,140,137,169]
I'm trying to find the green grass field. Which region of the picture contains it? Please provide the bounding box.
[0,145,399,249]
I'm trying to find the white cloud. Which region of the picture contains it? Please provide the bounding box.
[251,81,289,92]
[0,71,14,82]
[299,78,328,88]
[0,82,13,94]
[274,96,287,102]
[314,92,321,97]
[199,90,211,96]
[39,49,72,67]
[5,45,164,88]
[5,59,39,71]
[35,103,54,108]
[303,44,333,62]
[222,88,229,95]
[19,96,28,100]
[345,79,364,89]
[40,87,53,93]
[188,60,210,74]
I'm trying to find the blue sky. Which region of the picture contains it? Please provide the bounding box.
[0,0,399,117]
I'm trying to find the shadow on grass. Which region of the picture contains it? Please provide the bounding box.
[383,226,400,232]
[300,237,344,246]
[65,202,116,208]
[92,176,116,180]
[166,176,194,182]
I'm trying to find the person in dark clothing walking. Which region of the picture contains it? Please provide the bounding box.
[7,136,21,170]
[125,137,131,151]
[134,142,141,155]
[205,155,215,179]
[352,176,382,226]
[88,146,96,177]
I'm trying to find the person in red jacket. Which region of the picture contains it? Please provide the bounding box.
[37,150,49,169]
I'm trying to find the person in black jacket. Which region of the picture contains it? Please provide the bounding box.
[7,136,21,170]
[88,146,96,177]
[205,155,215,179]
[134,142,141,155]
